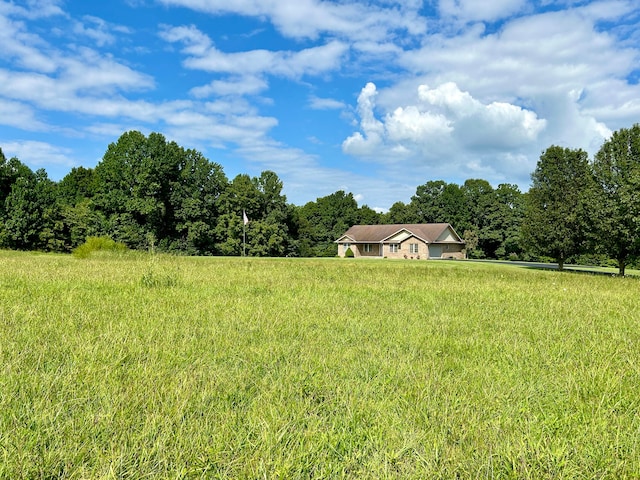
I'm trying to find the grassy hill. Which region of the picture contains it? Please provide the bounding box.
[1,251,639,478]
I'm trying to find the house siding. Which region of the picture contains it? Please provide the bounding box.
[383,239,426,259]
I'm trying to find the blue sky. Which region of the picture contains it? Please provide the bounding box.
[1,0,639,211]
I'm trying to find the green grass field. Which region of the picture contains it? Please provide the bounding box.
[1,251,639,478]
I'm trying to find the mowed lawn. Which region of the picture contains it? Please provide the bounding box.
[1,251,639,479]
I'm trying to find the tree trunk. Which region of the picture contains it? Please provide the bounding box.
[558,258,564,271]
[618,258,626,276]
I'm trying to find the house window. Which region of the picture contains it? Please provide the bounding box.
[343,243,350,252]
[409,243,419,254]
[364,244,372,253]
[388,244,399,253]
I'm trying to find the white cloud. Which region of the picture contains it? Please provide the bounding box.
[0,140,77,170]
[343,81,548,189]
[438,0,527,23]
[156,0,426,42]
[158,24,212,55]
[0,12,59,72]
[308,96,345,110]
[418,82,546,149]
[161,25,349,78]
[0,61,154,113]
[342,82,385,156]
[399,6,637,102]
[0,0,65,20]
[0,99,48,131]
[71,16,131,47]
[190,76,269,98]
[385,106,452,144]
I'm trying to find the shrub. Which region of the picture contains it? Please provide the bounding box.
[72,236,127,258]
[344,247,354,258]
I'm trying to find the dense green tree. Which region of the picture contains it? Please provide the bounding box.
[591,124,640,275]
[254,170,286,216]
[488,184,525,259]
[459,179,493,257]
[297,191,360,257]
[218,174,261,223]
[1,153,34,220]
[61,200,106,249]
[383,201,417,224]
[356,205,381,225]
[467,182,525,259]
[57,167,97,205]
[411,180,447,223]
[1,168,64,251]
[213,213,243,255]
[251,171,298,256]
[522,146,593,270]
[170,149,228,254]
[93,131,176,248]
[411,180,469,232]
[55,167,102,249]
[216,171,296,257]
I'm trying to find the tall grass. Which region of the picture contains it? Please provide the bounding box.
[1,251,639,478]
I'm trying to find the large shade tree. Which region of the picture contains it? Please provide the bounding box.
[1,167,63,251]
[93,131,228,252]
[522,146,594,270]
[591,124,640,275]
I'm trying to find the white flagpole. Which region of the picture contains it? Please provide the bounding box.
[242,210,249,257]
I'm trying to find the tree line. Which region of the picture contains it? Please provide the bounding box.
[1,126,639,273]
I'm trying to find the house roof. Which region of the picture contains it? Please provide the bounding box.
[336,223,464,244]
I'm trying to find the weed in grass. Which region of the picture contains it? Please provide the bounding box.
[140,268,179,288]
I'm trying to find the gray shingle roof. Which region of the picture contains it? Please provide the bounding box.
[338,223,463,244]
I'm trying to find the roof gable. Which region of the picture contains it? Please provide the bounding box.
[335,234,355,243]
[435,225,463,242]
[384,229,414,243]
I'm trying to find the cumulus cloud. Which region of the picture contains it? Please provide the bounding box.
[343,81,546,161]
[418,82,546,149]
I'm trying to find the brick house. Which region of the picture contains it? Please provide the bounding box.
[335,223,465,259]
